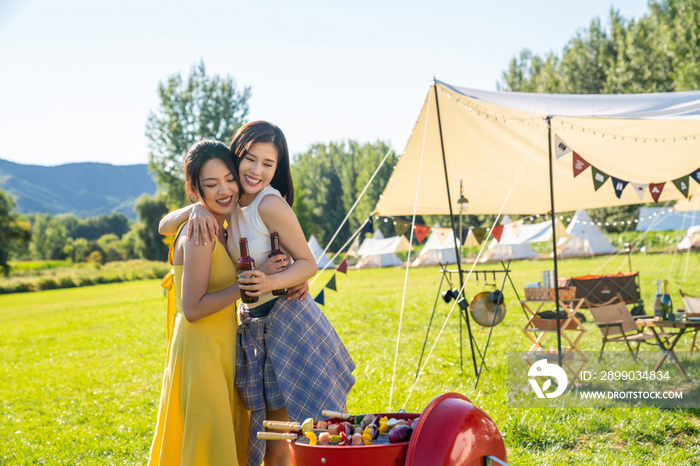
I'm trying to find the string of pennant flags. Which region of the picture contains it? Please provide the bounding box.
[312,214,525,305]
[375,212,555,245]
[313,131,700,305]
[556,134,700,202]
[313,256,348,306]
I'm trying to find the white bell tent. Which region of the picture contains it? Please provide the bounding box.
[411,224,459,266]
[557,210,618,257]
[307,235,334,268]
[479,215,540,262]
[356,229,409,268]
[678,225,700,249]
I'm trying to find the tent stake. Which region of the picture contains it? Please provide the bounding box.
[547,117,563,366]
[433,80,479,378]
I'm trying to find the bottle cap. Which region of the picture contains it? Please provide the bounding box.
[239,237,247,243]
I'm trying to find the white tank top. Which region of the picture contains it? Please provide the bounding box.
[228,185,292,306]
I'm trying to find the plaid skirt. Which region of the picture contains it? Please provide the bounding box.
[236,294,355,466]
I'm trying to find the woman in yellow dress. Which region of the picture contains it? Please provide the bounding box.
[148,140,267,465]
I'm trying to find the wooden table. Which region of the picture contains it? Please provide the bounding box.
[521,298,588,380]
[636,319,700,378]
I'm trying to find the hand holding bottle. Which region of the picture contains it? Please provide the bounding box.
[258,254,289,275]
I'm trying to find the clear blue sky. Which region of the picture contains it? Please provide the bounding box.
[0,0,650,167]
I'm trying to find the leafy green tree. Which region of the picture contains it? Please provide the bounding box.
[0,190,31,275]
[146,61,251,207]
[29,214,69,260]
[498,1,700,231]
[133,194,169,261]
[119,230,139,260]
[64,237,92,263]
[292,140,396,250]
[97,234,126,262]
[291,185,314,239]
[64,213,131,241]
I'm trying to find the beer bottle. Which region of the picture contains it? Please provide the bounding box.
[661,279,673,320]
[237,237,258,304]
[654,280,663,320]
[269,232,288,296]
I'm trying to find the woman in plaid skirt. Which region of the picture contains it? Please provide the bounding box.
[161,122,356,466]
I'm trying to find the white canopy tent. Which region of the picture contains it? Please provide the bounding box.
[557,210,618,257]
[411,224,459,266]
[356,230,409,268]
[376,81,700,217]
[307,235,334,268]
[678,225,700,249]
[372,80,700,374]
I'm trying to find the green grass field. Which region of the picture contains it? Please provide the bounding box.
[1,252,699,465]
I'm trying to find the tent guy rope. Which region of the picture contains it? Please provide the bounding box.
[388,87,431,411]
[402,122,546,409]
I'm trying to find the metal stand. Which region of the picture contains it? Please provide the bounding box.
[415,265,519,385]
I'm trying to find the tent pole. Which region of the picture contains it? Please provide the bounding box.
[546,117,563,366]
[433,80,479,378]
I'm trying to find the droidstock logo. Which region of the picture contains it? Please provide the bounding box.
[528,359,568,399]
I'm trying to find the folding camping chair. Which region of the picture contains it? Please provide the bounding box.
[586,294,668,362]
[680,289,700,354]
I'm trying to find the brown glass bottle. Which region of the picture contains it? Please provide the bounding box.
[269,232,288,296]
[237,237,258,304]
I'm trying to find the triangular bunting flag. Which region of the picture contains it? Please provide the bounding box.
[460,229,470,244]
[572,152,590,178]
[326,274,337,292]
[414,224,430,243]
[491,225,504,242]
[314,289,325,306]
[394,219,411,237]
[591,166,610,191]
[611,177,629,199]
[649,182,665,203]
[555,134,572,159]
[337,256,348,274]
[631,183,648,202]
[360,218,374,236]
[691,168,700,184]
[510,219,523,237]
[434,228,450,245]
[672,175,690,198]
[462,229,480,247]
[472,228,487,245]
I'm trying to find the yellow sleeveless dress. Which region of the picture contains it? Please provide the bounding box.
[149,234,249,466]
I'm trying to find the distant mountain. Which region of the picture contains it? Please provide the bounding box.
[0,159,157,221]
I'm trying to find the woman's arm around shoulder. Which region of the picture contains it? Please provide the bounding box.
[159,203,219,246]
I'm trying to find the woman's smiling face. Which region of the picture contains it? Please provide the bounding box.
[197,158,239,216]
[238,142,278,203]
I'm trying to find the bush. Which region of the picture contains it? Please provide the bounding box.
[86,251,105,265]
[0,279,35,294]
[0,259,170,294]
[37,277,59,291]
[57,275,77,288]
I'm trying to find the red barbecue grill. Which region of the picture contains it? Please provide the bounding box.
[260,392,508,466]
